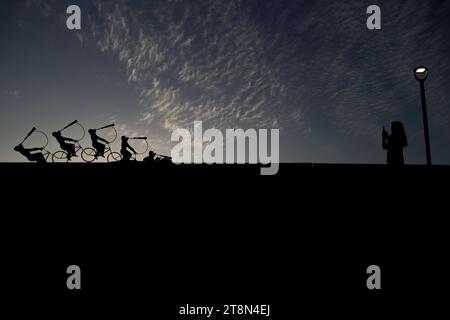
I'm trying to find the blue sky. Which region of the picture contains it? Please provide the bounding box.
[1,0,449,163]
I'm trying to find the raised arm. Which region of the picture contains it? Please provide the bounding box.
[382,128,389,150]
[128,144,137,153]
[63,137,77,143]
[98,137,109,144]
[382,135,389,150]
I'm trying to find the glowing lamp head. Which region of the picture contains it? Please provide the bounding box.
[414,66,429,81]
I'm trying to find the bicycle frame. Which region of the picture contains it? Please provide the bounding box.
[42,149,53,162]
[52,142,84,163]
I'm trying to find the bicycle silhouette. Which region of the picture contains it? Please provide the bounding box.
[52,120,86,163]
[52,142,84,163]
[15,127,53,163]
[82,124,122,163]
[82,144,122,163]
[83,136,149,162]
[122,137,149,161]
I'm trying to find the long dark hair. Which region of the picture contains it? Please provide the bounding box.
[391,121,408,147]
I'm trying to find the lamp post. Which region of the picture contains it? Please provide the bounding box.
[414,66,432,166]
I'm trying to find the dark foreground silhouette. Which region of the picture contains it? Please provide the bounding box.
[382,121,408,165]
[88,128,109,158]
[2,161,449,318]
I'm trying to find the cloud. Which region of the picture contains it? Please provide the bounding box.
[25,0,53,17]
[86,0,310,136]
[24,0,450,156]
[84,0,450,145]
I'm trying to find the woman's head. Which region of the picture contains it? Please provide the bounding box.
[14,144,24,152]
[391,121,408,147]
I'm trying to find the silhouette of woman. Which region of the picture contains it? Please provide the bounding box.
[14,144,46,163]
[143,151,156,163]
[88,129,108,158]
[382,121,408,165]
[120,136,136,161]
[52,131,77,159]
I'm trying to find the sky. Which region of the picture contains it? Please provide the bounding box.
[0,0,449,164]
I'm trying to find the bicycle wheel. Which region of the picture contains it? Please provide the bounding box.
[82,148,97,163]
[108,152,122,163]
[52,151,68,163]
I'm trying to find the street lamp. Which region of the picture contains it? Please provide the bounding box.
[414,66,432,166]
